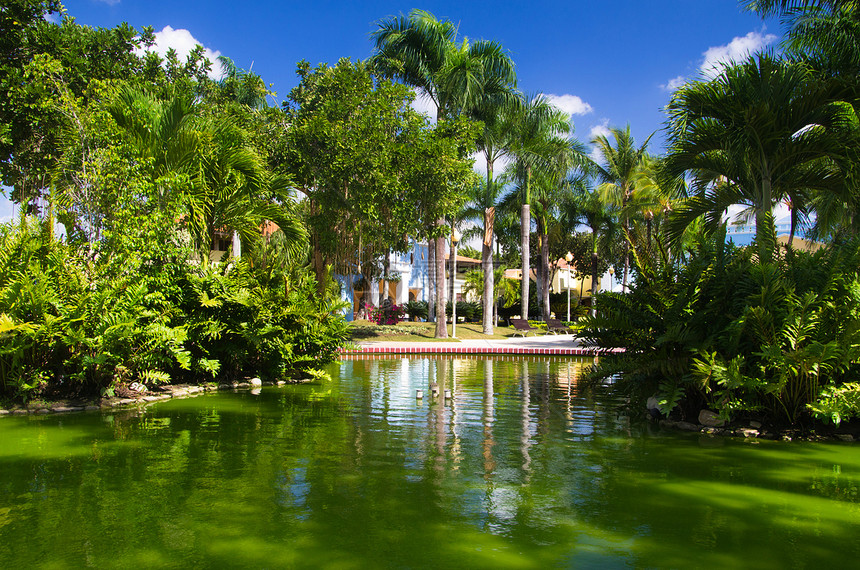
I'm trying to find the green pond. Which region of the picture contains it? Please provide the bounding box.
[1,356,859,568]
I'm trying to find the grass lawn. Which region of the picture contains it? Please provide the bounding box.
[349,319,521,342]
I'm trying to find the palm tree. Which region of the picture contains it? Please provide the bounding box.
[370,9,516,337]
[105,87,304,261]
[196,116,305,260]
[214,56,270,109]
[462,179,507,333]
[628,156,686,259]
[567,180,617,316]
[504,94,571,320]
[665,53,852,262]
[592,125,652,291]
[744,1,860,74]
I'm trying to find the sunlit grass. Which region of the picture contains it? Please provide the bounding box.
[350,319,521,341]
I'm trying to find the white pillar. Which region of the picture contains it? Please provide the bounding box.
[370,281,380,306]
[231,230,241,259]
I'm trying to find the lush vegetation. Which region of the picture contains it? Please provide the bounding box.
[0,1,352,401]
[578,1,860,428]
[6,0,860,430]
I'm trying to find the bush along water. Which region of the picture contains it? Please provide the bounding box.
[579,225,860,430]
[0,217,349,404]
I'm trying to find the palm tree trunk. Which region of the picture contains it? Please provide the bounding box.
[435,219,448,338]
[788,204,797,250]
[590,241,599,318]
[482,207,495,334]
[231,230,241,260]
[535,246,542,317]
[382,250,390,304]
[313,234,326,297]
[540,228,550,321]
[521,202,530,320]
[758,173,774,263]
[622,215,630,292]
[450,222,456,304]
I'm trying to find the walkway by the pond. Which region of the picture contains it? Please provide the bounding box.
[342,333,600,357]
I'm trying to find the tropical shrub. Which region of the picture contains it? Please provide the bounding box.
[0,217,350,402]
[579,227,860,426]
[403,300,428,321]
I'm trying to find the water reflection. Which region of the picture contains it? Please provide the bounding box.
[0,356,858,568]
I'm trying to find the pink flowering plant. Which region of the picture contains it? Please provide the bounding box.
[368,303,406,325]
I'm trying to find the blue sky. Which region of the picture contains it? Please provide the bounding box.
[2,0,780,221]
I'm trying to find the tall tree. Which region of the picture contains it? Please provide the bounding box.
[743,1,860,74]
[370,9,516,337]
[462,178,507,332]
[665,53,854,261]
[0,3,143,213]
[566,179,617,316]
[274,58,476,297]
[505,94,570,320]
[592,125,651,292]
[470,90,522,333]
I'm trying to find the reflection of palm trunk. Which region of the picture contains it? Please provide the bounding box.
[482,359,495,478]
[448,359,461,468]
[539,361,550,439]
[565,361,574,424]
[521,361,531,475]
[434,359,446,469]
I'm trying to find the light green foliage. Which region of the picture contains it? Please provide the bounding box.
[463,268,519,308]
[0,3,142,207]
[809,383,860,425]
[275,58,477,285]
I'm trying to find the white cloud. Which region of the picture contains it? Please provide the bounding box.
[138,25,224,80]
[701,30,777,78]
[588,120,611,141]
[662,30,777,91]
[545,94,593,117]
[95,0,121,5]
[661,75,686,92]
[588,120,612,164]
[410,90,437,122]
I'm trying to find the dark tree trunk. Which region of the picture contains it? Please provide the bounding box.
[482,207,495,335]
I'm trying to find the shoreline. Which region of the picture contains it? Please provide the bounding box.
[0,379,301,417]
[3,352,856,443]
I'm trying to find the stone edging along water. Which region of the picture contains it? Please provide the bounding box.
[338,346,609,356]
[0,378,293,417]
